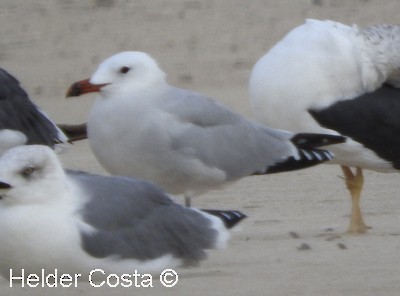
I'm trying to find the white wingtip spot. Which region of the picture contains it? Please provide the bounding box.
[312,151,323,161]
[324,151,334,160]
[301,150,313,160]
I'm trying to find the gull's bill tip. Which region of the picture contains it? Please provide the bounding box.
[66,79,108,97]
[0,181,12,198]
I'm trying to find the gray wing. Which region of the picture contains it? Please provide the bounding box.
[159,87,300,180]
[0,68,67,147]
[68,170,218,264]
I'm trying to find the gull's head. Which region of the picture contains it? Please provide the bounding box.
[66,51,167,98]
[0,145,66,205]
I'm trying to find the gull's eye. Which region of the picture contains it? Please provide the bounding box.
[119,66,130,74]
[21,166,35,178]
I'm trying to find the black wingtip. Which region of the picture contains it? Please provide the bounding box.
[57,123,88,142]
[261,148,334,175]
[201,209,247,229]
[256,133,344,175]
[291,133,346,149]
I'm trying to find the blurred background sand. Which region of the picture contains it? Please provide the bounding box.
[1,1,400,295]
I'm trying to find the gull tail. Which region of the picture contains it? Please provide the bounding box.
[258,133,346,174]
[201,209,247,229]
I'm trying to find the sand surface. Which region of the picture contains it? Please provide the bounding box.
[1,1,400,295]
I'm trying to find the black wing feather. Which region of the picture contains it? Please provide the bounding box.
[309,84,400,169]
[0,68,62,147]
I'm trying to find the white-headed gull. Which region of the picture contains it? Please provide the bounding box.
[0,145,246,280]
[249,19,400,233]
[66,51,345,206]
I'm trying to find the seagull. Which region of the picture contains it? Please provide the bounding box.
[249,19,400,233]
[0,144,246,279]
[0,68,72,152]
[66,51,345,207]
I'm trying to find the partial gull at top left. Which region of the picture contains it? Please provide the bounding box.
[0,67,86,154]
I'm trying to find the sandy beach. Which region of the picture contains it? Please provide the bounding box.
[1,1,400,295]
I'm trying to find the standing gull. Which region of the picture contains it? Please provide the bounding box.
[249,19,400,233]
[66,51,345,206]
[0,145,246,278]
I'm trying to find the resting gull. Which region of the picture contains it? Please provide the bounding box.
[0,145,246,279]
